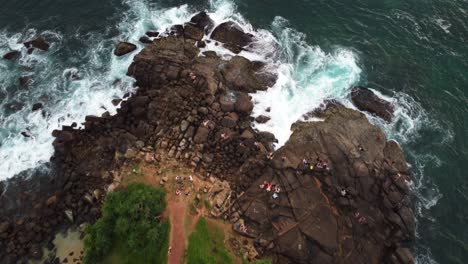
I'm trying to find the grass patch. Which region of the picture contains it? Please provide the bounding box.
[187,217,234,264]
[83,183,168,264]
[204,199,211,210]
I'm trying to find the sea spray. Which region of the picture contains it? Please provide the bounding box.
[0,1,194,180]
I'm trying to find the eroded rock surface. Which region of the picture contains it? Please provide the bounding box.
[233,103,414,263]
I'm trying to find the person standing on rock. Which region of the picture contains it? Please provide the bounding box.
[303,158,311,171]
[340,188,347,197]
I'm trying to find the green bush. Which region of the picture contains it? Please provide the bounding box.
[187,217,234,264]
[83,183,168,264]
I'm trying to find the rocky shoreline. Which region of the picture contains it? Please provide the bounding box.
[0,11,414,264]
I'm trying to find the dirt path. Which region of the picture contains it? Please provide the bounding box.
[168,199,187,264]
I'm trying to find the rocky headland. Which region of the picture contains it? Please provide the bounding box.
[0,11,414,264]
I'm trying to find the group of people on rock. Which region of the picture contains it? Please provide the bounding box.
[354,211,367,224]
[259,181,281,199]
[188,71,197,83]
[301,157,330,173]
[175,175,194,196]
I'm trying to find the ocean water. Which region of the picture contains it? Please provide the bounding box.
[0,0,466,263]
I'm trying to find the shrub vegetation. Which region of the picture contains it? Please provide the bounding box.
[83,183,168,264]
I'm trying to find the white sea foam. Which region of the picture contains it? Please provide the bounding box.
[435,18,451,34]
[202,2,363,146]
[0,0,196,180]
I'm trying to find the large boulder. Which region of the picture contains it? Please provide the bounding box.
[351,86,395,122]
[24,37,50,51]
[189,11,214,33]
[194,126,210,143]
[114,42,137,56]
[255,115,270,124]
[221,56,268,92]
[234,93,253,114]
[211,21,253,53]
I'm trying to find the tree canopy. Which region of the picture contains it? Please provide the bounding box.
[83,183,168,264]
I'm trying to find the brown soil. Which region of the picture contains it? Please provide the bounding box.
[118,160,247,264]
[168,199,187,264]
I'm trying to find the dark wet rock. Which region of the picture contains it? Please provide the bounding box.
[211,21,253,53]
[111,99,122,106]
[145,31,159,38]
[196,40,206,48]
[21,131,32,138]
[3,50,21,60]
[139,36,152,44]
[169,24,184,36]
[190,11,214,33]
[114,42,137,56]
[24,37,50,51]
[351,86,394,122]
[32,102,43,112]
[19,75,32,87]
[255,115,270,124]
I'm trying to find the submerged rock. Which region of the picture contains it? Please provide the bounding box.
[2,50,21,60]
[351,86,395,122]
[32,102,43,112]
[114,42,137,56]
[19,75,32,87]
[24,37,50,51]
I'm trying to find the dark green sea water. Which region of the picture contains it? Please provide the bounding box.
[0,0,467,263]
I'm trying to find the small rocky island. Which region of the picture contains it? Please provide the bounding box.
[0,11,414,264]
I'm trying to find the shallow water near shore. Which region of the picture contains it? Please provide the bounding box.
[0,0,467,263]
